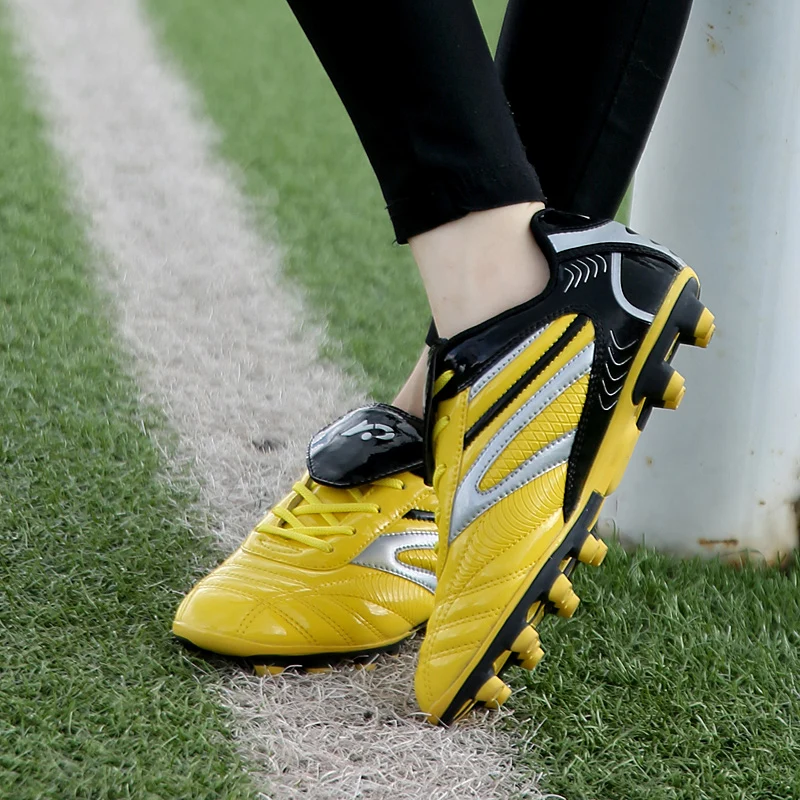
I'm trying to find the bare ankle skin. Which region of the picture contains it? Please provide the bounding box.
[409,201,549,339]
[392,346,428,419]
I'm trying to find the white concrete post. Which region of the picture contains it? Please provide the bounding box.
[599,0,800,562]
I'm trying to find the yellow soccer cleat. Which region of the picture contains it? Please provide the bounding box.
[173,404,438,669]
[416,210,714,724]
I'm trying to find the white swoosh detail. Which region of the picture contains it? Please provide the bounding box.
[607,349,633,368]
[352,531,438,593]
[564,264,577,292]
[547,219,687,268]
[610,252,655,322]
[605,361,628,381]
[599,396,618,412]
[450,343,594,542]
[610,330,637,351]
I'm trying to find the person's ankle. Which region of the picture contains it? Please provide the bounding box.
[391,347,428,419]
[410,201,549,339]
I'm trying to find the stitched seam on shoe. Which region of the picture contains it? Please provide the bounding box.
[435,564,532,618]
[336,595,416,628]
[292,596,355,645]
[423,641,477,660]
[434,605,506,632]
[453,564,535,600]
[425,564,533,668]
[284,590,417,629]
[195,583,261,604]
[324,597,385,639]
[237,601,316,643]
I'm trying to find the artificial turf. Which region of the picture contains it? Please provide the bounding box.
[145,1,800,797]
[511,546,800,799]
[145,0,430,404]
[0,11,254,799]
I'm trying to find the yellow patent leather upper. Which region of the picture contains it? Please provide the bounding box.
[173,471,438,658]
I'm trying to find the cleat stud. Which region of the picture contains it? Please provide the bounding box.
[519,646,545,671]
[578,533,608,567]
[306,666,332,675]
[693,308,716,348]
[558,592,581,618]
[670,385,686,410]
[633,359,675,407]
[254,665,284,677]
[475,676,512,709]
[549,573,580,617]
[661,371,686,410]
[511,626,540,655]
[548,573,573,605]
[526,600,546,625]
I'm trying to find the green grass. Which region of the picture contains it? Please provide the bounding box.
[145,3,800,798]
[511,547,800,799]
[147,0,431,403]
[0,13,254,800]
[143,0,611,405]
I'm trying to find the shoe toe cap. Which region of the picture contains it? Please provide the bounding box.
[173,566,431,657]
[172,579,281,655]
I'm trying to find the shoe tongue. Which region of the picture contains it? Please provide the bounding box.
[307,404,424,488]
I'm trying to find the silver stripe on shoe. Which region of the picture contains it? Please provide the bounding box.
[610,252,655,323]
[450,343,594,542]
[352,531,438,593]
[547,219,687,268]
[470,327,544,399]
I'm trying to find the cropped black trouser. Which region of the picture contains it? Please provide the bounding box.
[286,0,693,243]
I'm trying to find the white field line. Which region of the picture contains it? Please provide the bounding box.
[7,0,547,797]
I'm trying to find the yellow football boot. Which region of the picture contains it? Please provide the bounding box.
[416,210,715,724]
[173,404,438,669]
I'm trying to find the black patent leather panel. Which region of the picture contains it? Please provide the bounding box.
[307,404,424,488]
[423,208,686,512]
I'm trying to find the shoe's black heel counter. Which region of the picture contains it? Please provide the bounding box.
[619,251,682,319]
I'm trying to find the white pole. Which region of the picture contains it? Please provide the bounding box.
[599,0,800,563]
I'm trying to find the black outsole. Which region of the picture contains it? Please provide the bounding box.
[634,277,703,428]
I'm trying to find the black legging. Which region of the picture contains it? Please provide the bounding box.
[287,0,693,243]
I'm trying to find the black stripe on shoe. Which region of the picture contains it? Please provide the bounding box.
[464,315,589,446]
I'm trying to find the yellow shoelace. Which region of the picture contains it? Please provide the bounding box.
[255,476,405,553]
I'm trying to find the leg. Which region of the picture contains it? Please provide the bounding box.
[288,0,552,345]
[497,0,694,219]
[399,0,694,410]
[287,0,545,244]
[392,346,428,420]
